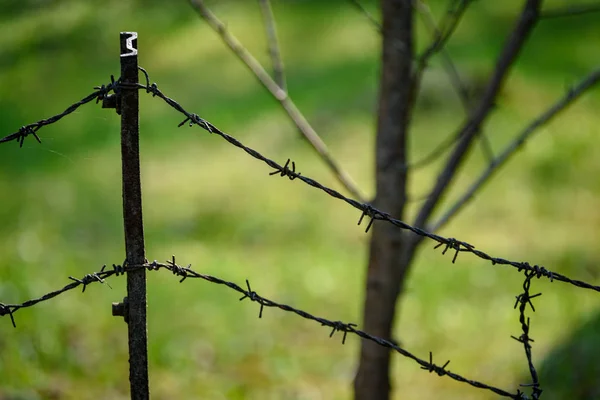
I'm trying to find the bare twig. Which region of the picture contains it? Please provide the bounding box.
[408,129,461,169]
[415,0,470,108]
[417,0,472,71]
[413,0,542,232]
[542,3,600,18]
[431,67,600,232]
[258,0,286,90]
[350,0,469,111]
[352,0,471,112]
[0,78,116,146]
[188,0,365,202]
[350,0,493,172]
[348,0,381,31]
[414,0,494,167]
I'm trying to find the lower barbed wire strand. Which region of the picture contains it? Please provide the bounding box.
[0,257,524,398]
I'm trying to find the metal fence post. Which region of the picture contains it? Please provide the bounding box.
[119,31,150,399]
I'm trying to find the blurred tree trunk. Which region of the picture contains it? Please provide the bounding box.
[354,1,542,399]
[353,1,414,399]
[190,1,585,399]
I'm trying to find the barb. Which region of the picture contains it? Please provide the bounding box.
[269,158,300,180]
[0,77,119,147]
[258,0,287,90]
[415,0,470,108]
[136,70,600,294]
[188,0,366,202]
[349,0,491,172]
[407,129,462,169]
[431,67,600,232]
[512,271,543,399]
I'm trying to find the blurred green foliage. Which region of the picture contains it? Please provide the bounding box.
[0,1,599,399]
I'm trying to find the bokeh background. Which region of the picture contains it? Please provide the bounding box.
[1,1,599,399]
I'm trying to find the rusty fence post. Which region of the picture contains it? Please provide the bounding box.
[116,31,150,400]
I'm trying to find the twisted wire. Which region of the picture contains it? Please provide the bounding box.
[1,257,531,399]
[134,67,600,294]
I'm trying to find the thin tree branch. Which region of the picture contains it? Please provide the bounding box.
[415,0,495,164]
[258,0,286,90]
[412,0,542,232]
[189,0,365,202]
[350,0,468,108]
[416,0,472,76]
[351,0,492,171]
[417,0,470,108]
[407,0,474,169]
[431,67,600,232]
[348,0,382,32]
[351,0,486,172]
[542,3,600,18]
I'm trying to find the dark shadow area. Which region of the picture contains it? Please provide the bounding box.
[525,310,600,399]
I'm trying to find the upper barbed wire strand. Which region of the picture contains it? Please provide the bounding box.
[0,68,597,294]
[134,66,600,294]
[3,70,596,295]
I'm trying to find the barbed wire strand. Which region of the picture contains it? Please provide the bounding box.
[0,266,120,327]
[513,271,543,399]
[3,68,591,398]
[1,257,530,399]
[0,77,119,147]
[132,67,600,294]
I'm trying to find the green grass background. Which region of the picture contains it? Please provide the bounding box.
[0,0,599,399]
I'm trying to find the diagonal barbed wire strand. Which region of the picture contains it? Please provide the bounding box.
[1,68,585,398]
[1,257,529,399]
[132,67,600,294]
[2,68,598,294]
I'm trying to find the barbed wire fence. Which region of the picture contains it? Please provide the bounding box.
[1,32,599,400]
